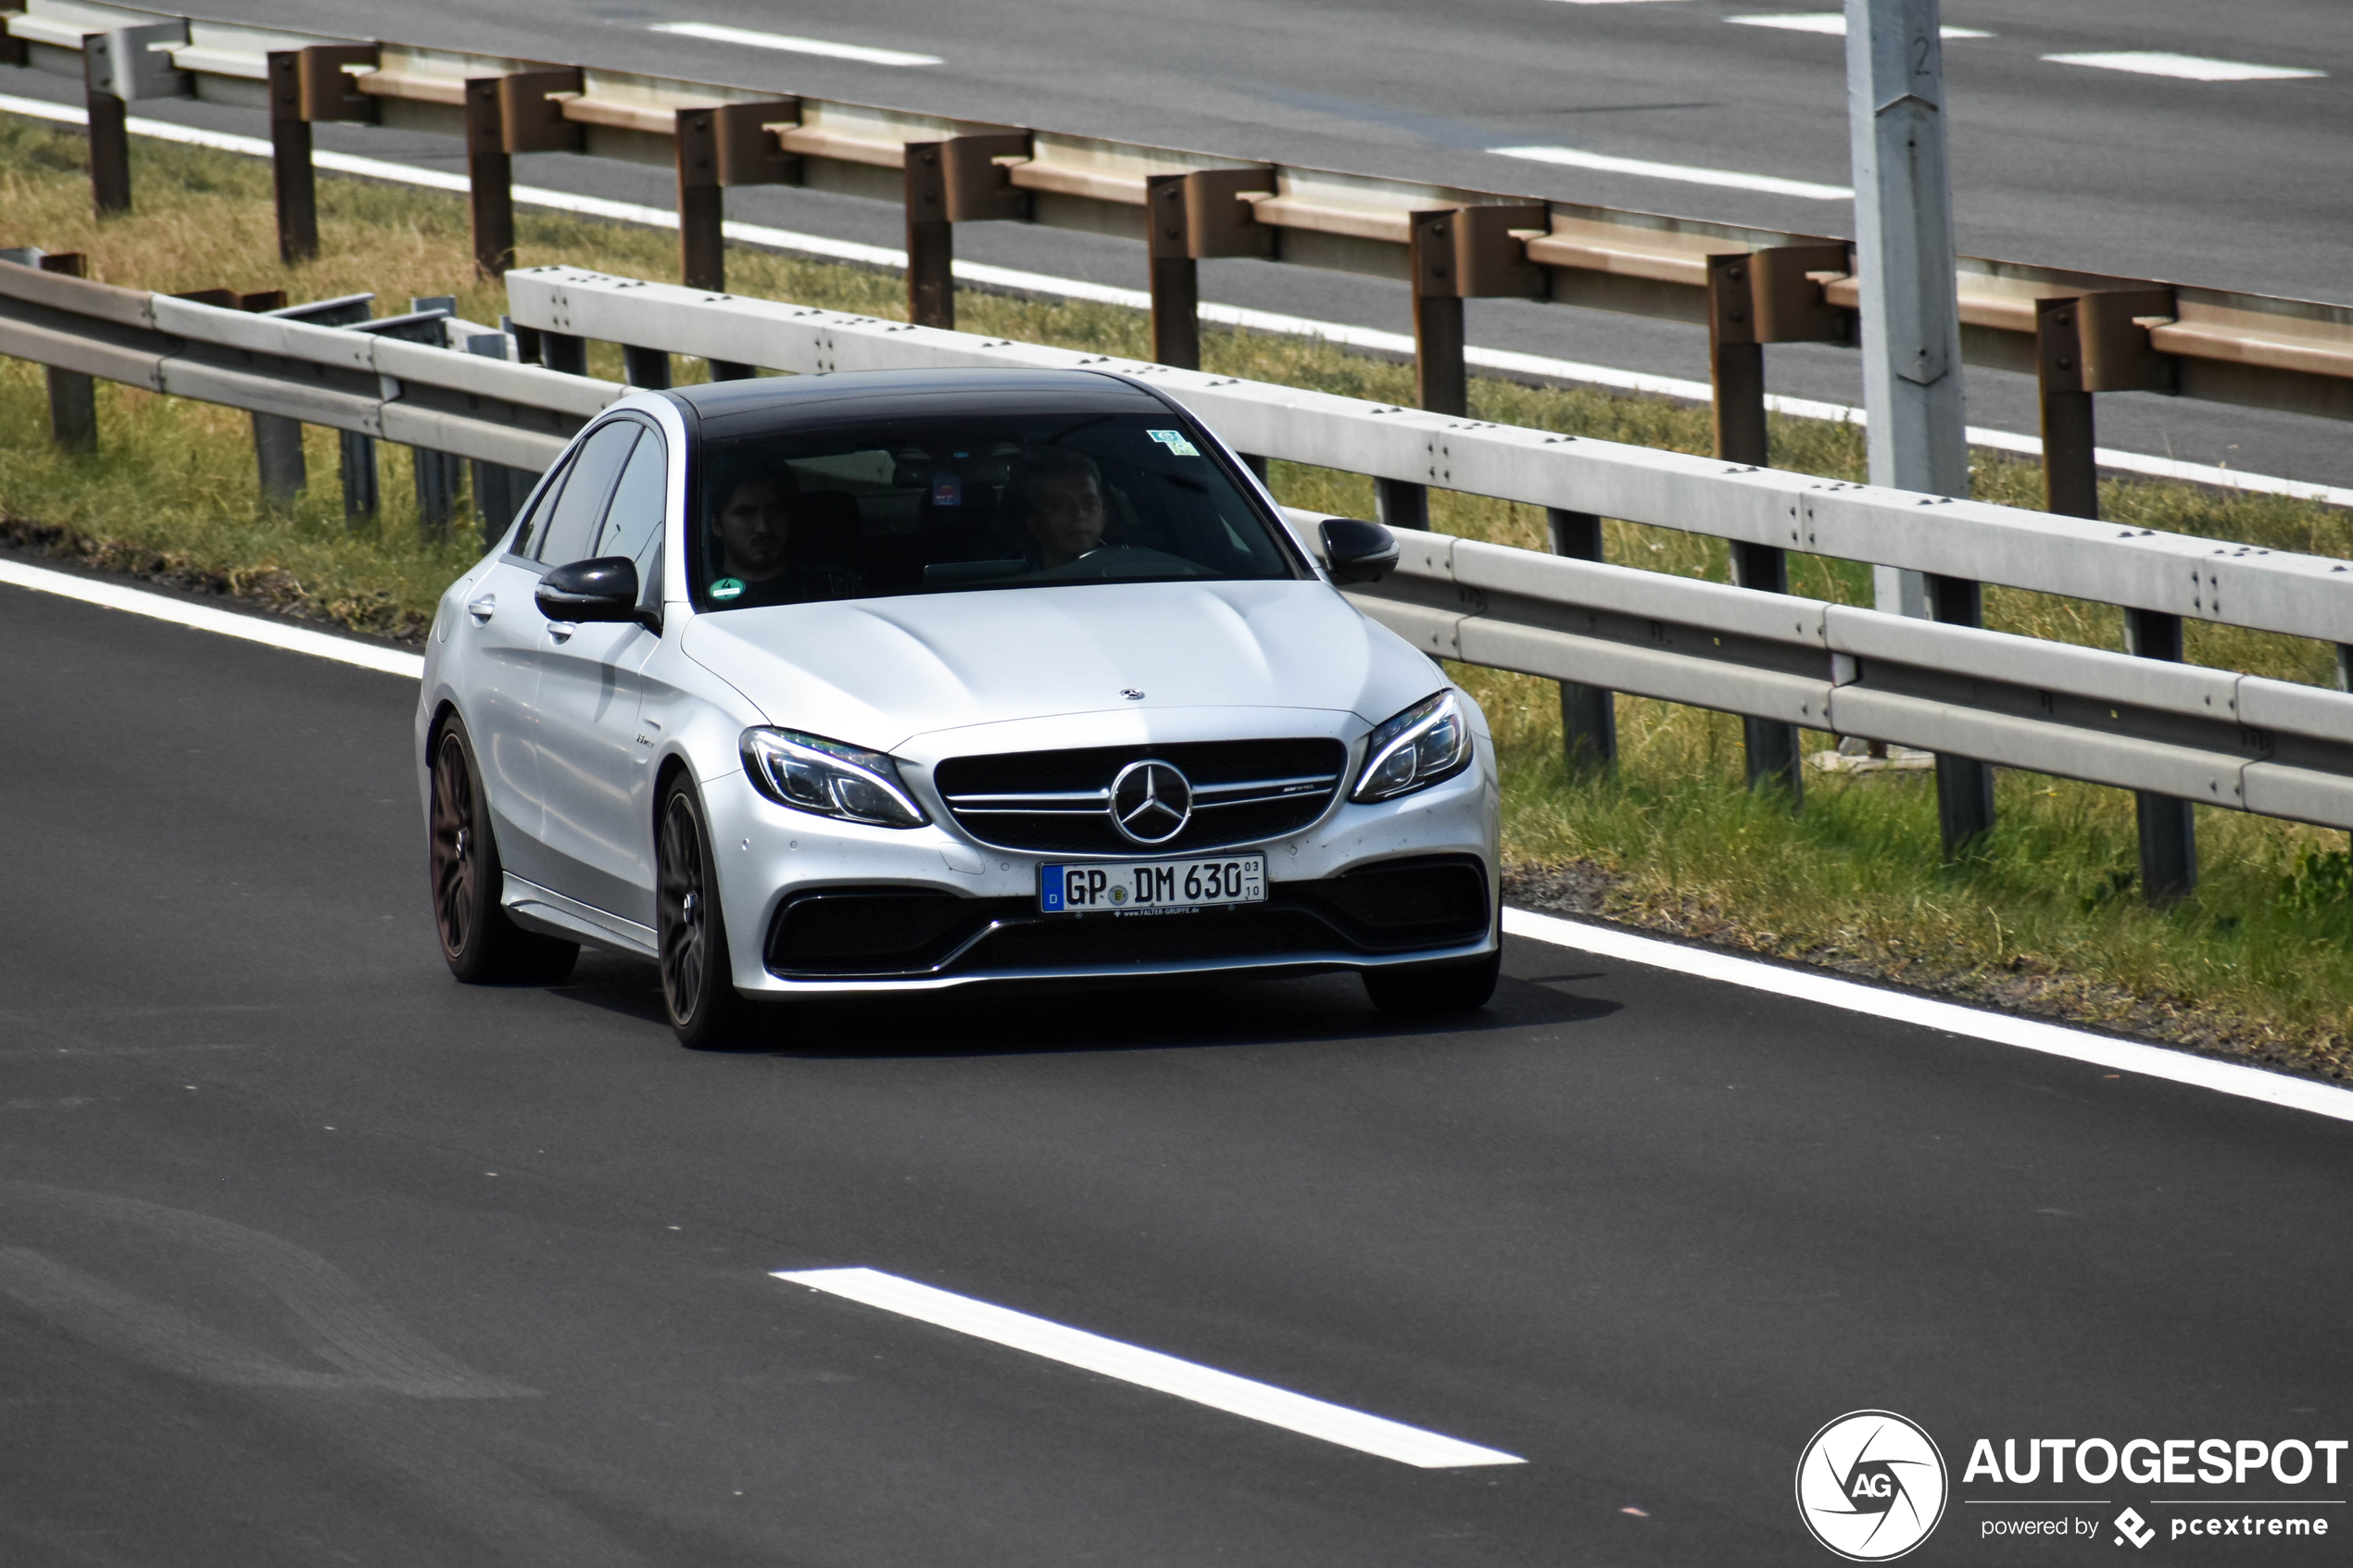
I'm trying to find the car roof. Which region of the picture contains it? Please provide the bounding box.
[665,367,1175,439]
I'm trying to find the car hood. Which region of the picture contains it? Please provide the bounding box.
[680,580,1441,752]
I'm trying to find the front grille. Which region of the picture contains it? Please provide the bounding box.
[761,857,1489,981]
[934,738,1347,855]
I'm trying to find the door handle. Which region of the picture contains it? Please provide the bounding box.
[466,594,497,621]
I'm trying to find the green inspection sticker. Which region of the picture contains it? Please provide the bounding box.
[710,577,746,601]
[1146,429,1201,458]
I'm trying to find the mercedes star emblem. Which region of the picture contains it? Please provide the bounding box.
[1108,759,1193,846]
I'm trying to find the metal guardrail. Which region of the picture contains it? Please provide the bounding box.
[6,0,2353,451]
[504,267,2353,652]
[0,254,615,470]
[7,254,2353,840]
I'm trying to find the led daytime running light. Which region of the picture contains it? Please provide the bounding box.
[1352,691,1471,803]
[740,728,927,828]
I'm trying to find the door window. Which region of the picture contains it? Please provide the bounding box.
[595,429,667,573]
[532,421,642,567]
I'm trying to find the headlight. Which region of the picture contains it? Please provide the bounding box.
[1352,690,1471,803]
[740,728,927,828]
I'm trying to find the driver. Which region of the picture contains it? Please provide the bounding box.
[1013,448,1109,569]
[706,469,859,606]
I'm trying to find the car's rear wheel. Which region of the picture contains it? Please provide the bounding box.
[657,779,753,1049]
[1362,948,1501,1015]
[429,718,578,985]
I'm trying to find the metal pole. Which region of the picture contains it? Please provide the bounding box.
[622,345,672,389]
[84,54,131,217]
[266,53,318,264]
[1150,257,1202,370]
[2035,297,2098,519]
[2040,297,2196,902]
[1708,254,1802,800]
[252,413,307,508]
[904,143,954,330]
[465,79,515,278]
[539,332,589,376]
[340,432,378,524]
[1548,508,1617,774]
[23,253,99,451]
[1847,0,1991,848]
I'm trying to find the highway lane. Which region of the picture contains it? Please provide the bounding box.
[6,0,2352,489]
[6,576,2353,1564]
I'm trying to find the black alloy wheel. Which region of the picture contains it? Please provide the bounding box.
[428,718,577,985]
[657,779,751,1048]
[1362,947,1501,1015]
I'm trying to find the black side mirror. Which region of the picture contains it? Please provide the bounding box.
[1318,518,1399,585]
[536,556,657,629]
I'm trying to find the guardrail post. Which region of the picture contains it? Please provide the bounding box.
[19,252,100,451]
[340,431,378,523]
[2038,290,2192,902]
[674,101,799,373]
[464,80,514,278]
[539,331,588,376]
[266,54,317,263]
[459,331,531,546]
[252,411,306,508]
[1143,169,1274,370]
[622,345,671,390]
[1929,574,1997,850]
[902,132,1032,331]
[1548,508,1617,773]
[82,46,132,216]
[1394,205,1548,533]
[267,45,379,266]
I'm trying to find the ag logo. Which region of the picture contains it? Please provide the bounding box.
[1795,1411,1948,1561]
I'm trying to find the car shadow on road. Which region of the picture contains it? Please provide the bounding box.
[544,953,1620,1060]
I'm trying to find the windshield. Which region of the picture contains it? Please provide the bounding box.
[688,410,1303,610]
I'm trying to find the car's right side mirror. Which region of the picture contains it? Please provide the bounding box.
[1318,518,1399,585]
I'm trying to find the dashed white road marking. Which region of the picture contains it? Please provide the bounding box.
[1729,13,1991,38]
[648,22,941,67]
[1502,908,2353,1128]
[2041,52,2323,82]
[1489,143,1851,200]
[773,1267,1526,1468]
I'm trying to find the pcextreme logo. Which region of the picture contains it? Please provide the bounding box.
[1796,1410,1951,1561]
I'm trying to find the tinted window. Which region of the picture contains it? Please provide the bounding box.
[533,421,641,567]
[598,429,667,569]
[690,410,1300,611]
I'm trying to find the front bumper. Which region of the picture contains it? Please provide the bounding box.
[700,729,1499,996]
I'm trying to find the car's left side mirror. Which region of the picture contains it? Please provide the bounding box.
[1318,518,1399,585]
[536,556,659,631]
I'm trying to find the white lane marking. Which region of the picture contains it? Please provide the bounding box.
[2042,52,2324,82]
[1728,13,1991,37]
[648,21,941,67]
[3,94,2349,510]
[1502,908,2353,1128]
[1489,144,1851,200]
[0,558,426,679]
[773,1266,1525,1468]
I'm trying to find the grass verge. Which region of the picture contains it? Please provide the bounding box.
[5,112,2349,1075]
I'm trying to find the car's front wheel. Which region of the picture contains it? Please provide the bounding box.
[429,718,578,985]
[1362,948,1501,1016]
[657,779,753,1049]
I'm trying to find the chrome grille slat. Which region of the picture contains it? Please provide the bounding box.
[934,738,1347,855]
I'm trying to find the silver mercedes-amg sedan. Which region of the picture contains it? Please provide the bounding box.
[416,369,1500,1047]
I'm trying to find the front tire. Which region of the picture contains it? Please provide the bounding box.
[1363,948,1501,1016]
[428,718,578,985]
[657,779,753,1049]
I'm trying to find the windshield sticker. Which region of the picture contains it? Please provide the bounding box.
[710,577,746,601]
[1146,429,1201,458]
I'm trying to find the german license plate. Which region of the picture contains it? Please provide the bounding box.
[1039,856,1265,914]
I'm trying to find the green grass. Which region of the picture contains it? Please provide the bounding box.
[4,111,2349,1070]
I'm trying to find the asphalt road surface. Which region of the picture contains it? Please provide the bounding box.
[5,0,2351,488]
[5,574,2351,1565]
